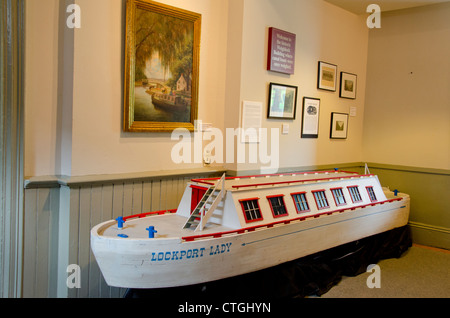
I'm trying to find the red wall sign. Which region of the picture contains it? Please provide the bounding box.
[267,27,296,75]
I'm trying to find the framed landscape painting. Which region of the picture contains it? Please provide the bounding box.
[317,61,337,91]
[267,83,298,119]
[339,72,357,99]
[330,112,349,139]
[123,0,201,132]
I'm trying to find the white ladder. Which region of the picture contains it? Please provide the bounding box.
[182,173,226,232]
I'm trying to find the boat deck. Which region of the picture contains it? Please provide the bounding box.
[96,171,402,241]
[100,213,234,240]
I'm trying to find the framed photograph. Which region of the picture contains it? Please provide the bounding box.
[123,0,201,132]
[317,61,337,91]
[267,83,298,119]
[330,112,349,139]
[340,72,357,99]
[301,97,320,138]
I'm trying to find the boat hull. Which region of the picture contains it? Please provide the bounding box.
[91,196,409,288]
[152,99,186,112]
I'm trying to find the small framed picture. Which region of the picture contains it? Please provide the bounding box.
[330,112,349,139]
[317,61,337,91]
[339,72,357,99]
[267,83,298,119]
[301,97,320,138]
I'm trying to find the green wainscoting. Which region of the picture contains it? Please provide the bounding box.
[23,168,225,298]
[364,163,449,251]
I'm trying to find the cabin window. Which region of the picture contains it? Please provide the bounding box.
[312,190,329,210]
[267,195,288,218]
[291,192,310,213]
[366,186,377,202]
[331,188,346,206]
[348,186,362,203]
[239,198,263,223]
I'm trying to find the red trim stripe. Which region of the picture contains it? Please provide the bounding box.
[122,209,177,221]
[191,170,361,185]
[231,174,375,189]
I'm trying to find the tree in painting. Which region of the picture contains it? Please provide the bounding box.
[135,8,193,92]
[132,7,194,123]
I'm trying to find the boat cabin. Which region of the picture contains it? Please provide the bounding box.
[176,170,391,232]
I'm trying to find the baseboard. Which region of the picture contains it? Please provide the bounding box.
[408,222,450,250]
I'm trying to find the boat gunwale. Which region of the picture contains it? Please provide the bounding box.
[122,208,178,221]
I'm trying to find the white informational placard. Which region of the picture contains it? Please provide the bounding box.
[301,97,320,138]
[241,101,262,143]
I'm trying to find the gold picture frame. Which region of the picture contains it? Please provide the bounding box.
[123,0,201,132]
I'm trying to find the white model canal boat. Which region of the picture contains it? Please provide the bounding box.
[90,170,410,288]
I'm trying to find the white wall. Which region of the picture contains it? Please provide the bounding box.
[70,0,230,176]
[25,0,369,177]
[25,0,60,177]
[25,0,229,177]
[363,3,450,170]
[237,0,368,172]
